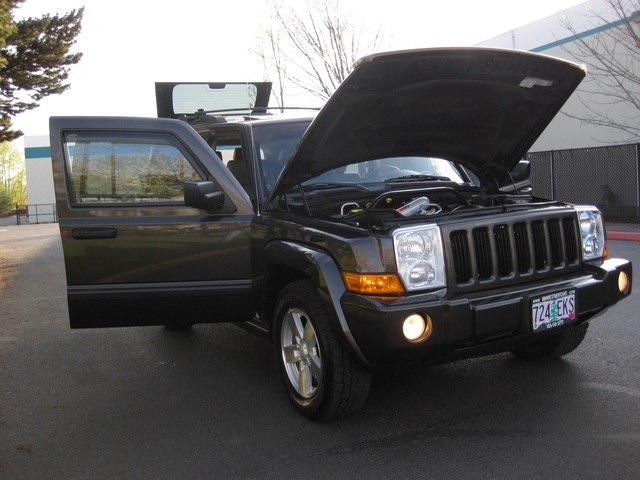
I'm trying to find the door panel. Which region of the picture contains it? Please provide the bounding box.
[50,117,255,328]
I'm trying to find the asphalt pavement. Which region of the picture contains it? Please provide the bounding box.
[1,222,640,479]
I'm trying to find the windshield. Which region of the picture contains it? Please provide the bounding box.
[250,120,468,195]
[303,157,466,186]
[251,120,311,193]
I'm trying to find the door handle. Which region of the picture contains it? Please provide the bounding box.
[71,228,118,240]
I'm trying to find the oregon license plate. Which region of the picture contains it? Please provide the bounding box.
[531,289,576,332]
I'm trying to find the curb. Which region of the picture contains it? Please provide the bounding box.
[607,231,640,241]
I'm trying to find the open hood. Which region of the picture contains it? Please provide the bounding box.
[270,48,585,197]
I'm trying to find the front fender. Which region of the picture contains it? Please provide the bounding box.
[260,240,370,366]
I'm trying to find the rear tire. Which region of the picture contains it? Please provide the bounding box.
[511,323,589,362]
[273,280,371,421]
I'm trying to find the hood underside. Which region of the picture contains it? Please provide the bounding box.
[271,48,585,197]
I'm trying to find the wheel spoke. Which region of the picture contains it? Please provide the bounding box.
[290,311,306,340]
[282,344,300,364]
[303,320,317,347]
[298,365,313,397]
[308,353,322,381]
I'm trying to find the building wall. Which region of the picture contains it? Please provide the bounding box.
[480,0,640,150]
[24,135,56,223]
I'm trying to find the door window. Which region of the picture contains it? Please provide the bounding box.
[63,132,203,205]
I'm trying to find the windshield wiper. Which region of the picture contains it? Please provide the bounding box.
[388,174,451,182]
[297,182,368,192]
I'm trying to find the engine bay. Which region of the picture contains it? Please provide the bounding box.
[284,185,545,230]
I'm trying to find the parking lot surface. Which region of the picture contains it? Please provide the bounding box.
[1,223,639,479]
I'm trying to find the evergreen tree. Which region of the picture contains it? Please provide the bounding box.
[0,0,83,142]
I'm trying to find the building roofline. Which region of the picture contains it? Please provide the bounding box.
[531,12,639,52]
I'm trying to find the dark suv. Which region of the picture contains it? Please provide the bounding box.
[50,48,632,420]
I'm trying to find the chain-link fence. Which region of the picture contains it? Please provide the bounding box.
[526,143,640,222]
[15,203,57,225]
[6,146,640,224]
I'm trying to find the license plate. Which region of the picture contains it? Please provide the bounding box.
[531,289,576,333]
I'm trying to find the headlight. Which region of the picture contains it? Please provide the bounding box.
[393,225,447,291]
[575,206,605,260]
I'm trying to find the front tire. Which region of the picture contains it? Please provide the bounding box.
[273,280,371,421]
[511,323,589,361]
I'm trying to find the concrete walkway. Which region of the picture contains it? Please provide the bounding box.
[606,223,640,241]
[0,215,18,226]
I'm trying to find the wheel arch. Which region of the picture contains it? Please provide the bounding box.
[260,240,370,366]
[262,263,308,329]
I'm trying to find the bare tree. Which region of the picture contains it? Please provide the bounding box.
[560,0,640,142]
[255,0,387,109]
[256,22,288,111]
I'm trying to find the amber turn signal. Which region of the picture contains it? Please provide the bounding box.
[342,272,405,295]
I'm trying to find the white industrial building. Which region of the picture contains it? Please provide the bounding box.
[22,134,56,223]
[480,0,640,150]
[19,0,639,217]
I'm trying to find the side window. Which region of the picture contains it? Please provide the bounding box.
[216,143,244,165]
[205,134,244,167]
[63,132,203,205]
[205,133,252,194]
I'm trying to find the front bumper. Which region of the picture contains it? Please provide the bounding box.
[340,258,632,365]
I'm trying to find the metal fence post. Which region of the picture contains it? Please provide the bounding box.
[550,150,555,200]
[636,143,640,220]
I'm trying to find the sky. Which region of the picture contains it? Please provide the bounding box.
[11,0,586,138]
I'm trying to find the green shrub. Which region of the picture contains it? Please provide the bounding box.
[0,185,13,216]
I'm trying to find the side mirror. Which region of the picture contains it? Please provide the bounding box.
[184,181,225,211]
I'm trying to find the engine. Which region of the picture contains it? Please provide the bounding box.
[336,187,538,230]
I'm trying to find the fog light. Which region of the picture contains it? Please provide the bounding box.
[618,271,630,294]
[402,314,432,342]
